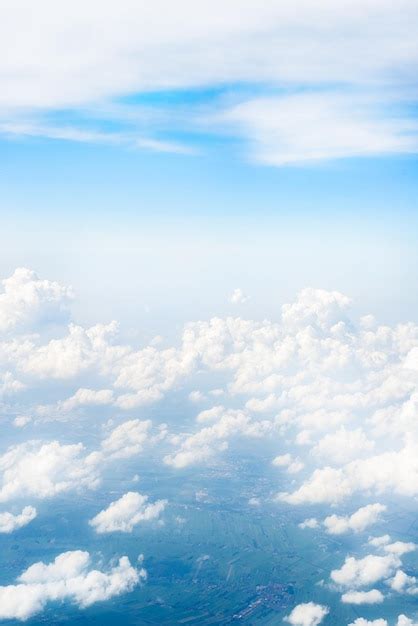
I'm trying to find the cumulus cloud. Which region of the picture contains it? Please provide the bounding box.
[0,440,100,502]
[279,443,418,505]
[299,518,319,530]
[55,388,114,413]
[284,602,329,626]
[272,453,304,474]
[384,541,416,556]
[0,550,143,620]
[388,570,418,594]
[230,288,249,304]
[0,506,37,533]
[323,503,386,535]
[100,419,152,459]
[164,408,271,468]
[0,371,25,395]
[348,617,388,626]
[341,589,384,604]
[4,272,418,547]
[368,535,391,548]
[311,427,375,466]
[0,417,157,503]
[348,615,417,626]
[89,492,167,533]
[330,554,400,589]
[0,268,73,334]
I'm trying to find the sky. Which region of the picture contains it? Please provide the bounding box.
[1,1,418,331]
[1,2,418,625]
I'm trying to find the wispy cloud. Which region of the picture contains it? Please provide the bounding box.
[1,0,418,163]
[0,121,196,154]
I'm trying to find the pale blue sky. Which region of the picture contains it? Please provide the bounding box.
[1,0,418,331]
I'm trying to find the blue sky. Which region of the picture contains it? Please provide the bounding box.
[2,133,418,331]
[1,1,417,334]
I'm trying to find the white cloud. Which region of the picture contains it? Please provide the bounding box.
[397,616,418,626]
[89,491,167,533]
[348,617,388,626]
[1,2,418,164]
[279,443,418,505]
[348,615,417,626]
[368,535,391,548]
[312,427,375,466]
[323,503,386,535]
[284,602,329,626]
[299,518,319,530]
[0,550,143,620]
[164,409,271,468]
[388,570,418,594]
[0,371,25,395]
[272,453,304,474]
[222,91,418,165]
[341,589,384,604]
[0,268,73,334]
[230,288,249,304]
[13,416,32,428]
[384,541,416,556]
[1,1,416,107]
[189,390,206,403]
[0,506,37,533]
[330,554,400,589]
[21,321,123,380]
[101,419,152,460]
[0,440,100,502]
[58,388,114,412]
[196,405,225,423]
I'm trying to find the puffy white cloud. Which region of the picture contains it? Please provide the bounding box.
[21,321,123,380]
[0,268,72,333]
[368,535,391,548]
[89,491,167,533]
[4,274,418,527]
[0,550,143,620]
[36,387,115,421]
[348,615,417,626]
[57,388,114,412]
[189,390,206,403]
[388,570,418,594]
[397,616,418,626]
[100,419,152,460]
[384,541,416,556]
[0,440,100,502]
[196,405,225,423]
[272,453,304,474]
[230,288,249,304]
[279,443,418,505]
[284,602,329,626]
[164,409,272,468]
[330,554,400,589]
[312,427,375,466]
[341,589,384,604]
[13,416,32,428]
[0,505,37,533]
[281,288,351,332]
[0,371,25,395]
[348,617,388,626]
[323,503,386,535]
[299,518,319,530]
